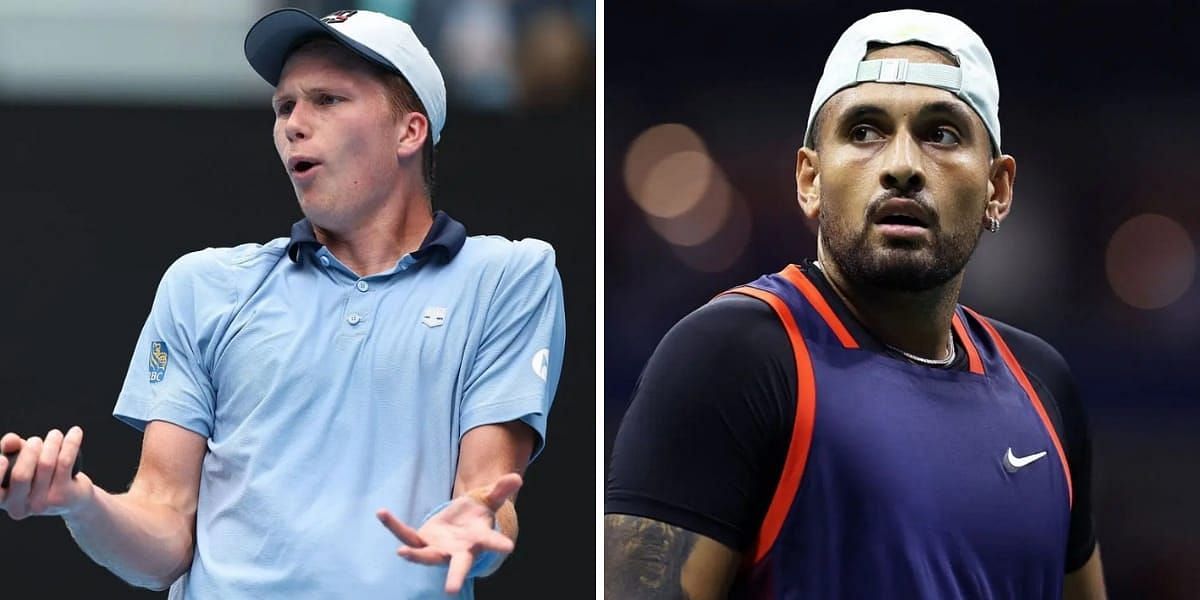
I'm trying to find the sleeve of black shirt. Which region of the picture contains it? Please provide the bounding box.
[605,294,795,551]
[988,319,1098,573]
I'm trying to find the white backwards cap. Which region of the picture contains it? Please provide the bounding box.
[804,9,1001,155]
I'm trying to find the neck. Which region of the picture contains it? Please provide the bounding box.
[312,191,433,277]
[816,243,962,361]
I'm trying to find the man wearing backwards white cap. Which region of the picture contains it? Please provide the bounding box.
[607,9,1105,599]
[0,7,565,598]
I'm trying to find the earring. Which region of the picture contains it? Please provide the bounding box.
[987,216,1000,233]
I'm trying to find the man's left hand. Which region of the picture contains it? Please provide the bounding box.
[377,473,522,595]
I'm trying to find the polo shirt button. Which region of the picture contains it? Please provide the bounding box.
[347,313,361,325]
[356,280,369,292]
[319,256,331,267]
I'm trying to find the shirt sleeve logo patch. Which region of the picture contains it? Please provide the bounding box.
[149,341,169,383]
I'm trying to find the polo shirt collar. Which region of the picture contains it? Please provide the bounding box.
[286,210,467,263]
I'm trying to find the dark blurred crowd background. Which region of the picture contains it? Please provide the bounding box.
[606,1,1198,598]
[0,1,593,597]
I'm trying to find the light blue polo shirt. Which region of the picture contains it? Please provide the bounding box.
[112,211,565,599]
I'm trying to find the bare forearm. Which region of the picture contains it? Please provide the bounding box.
[63,486,195,590]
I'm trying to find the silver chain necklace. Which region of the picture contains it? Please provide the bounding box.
[813,260,957,367]
[883,338,956,367]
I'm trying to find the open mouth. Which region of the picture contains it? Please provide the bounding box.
[293,161,318,174]
[871,197,934,232]
[287,156,322,176]
[877,214,928,228]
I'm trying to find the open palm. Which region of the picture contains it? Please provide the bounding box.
[377,473,522,594]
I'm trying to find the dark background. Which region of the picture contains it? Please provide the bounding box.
[0,7,594,598]
[606,1,1199,598]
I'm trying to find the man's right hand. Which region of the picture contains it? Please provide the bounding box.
[0,426,94,520]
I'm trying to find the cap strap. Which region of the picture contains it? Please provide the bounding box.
[856,59,962,92]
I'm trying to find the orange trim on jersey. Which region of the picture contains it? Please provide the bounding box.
[964,307,1073,508]
[722,285,818,563]
[951,312,985,375]
[779,265,859,349]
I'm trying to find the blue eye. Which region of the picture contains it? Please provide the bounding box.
[319,95,341,105]
[275,102,293,116]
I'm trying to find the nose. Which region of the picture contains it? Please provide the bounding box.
[284,101,311,143]
[879,129,925,195]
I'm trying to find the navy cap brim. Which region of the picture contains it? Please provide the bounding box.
[244,8,400,87]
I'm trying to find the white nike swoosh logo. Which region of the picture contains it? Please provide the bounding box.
[1004,447,1047,471]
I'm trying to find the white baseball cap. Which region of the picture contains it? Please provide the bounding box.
[804,9,1001,155]
[244,8,447,145]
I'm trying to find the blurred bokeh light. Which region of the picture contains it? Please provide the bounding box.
[638,150,716,221]
[624,122,750,270]
[1106,214,1195,310]
[668,192,752,273]
[623,123,708,213]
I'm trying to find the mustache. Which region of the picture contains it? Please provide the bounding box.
[865,190,939,227]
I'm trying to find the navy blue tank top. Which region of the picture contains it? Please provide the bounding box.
[726,265,1072,599]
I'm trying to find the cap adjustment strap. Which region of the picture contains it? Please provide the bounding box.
[855,59,963,92]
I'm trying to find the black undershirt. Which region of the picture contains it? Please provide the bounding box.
[606,260,1097,573]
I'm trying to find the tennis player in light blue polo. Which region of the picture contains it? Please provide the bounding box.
[0,7,564,599]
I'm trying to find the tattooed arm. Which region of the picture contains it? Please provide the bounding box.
[606,298,794,598]
[604,514,741,600]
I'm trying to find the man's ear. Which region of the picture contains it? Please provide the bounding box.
[985,154,1016,226]
[797,147,821,220]
[397,111,429,160]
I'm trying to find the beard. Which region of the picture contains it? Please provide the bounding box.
[819,201,982,293]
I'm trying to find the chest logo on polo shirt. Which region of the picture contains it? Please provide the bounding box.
[421,307,448,328]
[149,341,169,383]
[1003,447,1047,473]
[532,348,549,381]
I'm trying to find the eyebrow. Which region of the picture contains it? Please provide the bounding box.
[915,101,977,126]
[271,86,343,107]
[837,99,977,122]
[835,103,889,125]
